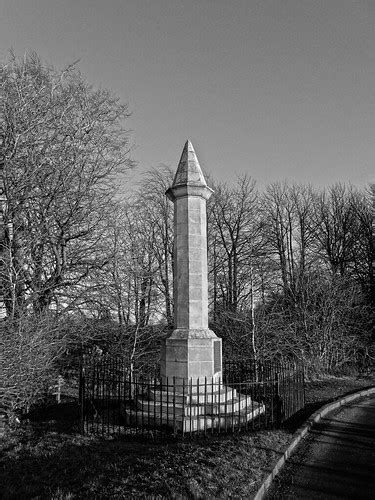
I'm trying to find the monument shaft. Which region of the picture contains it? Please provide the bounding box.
[173,191,209,330]
[161,140,222,384]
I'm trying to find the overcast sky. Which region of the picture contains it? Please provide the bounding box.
[1,0,374,188]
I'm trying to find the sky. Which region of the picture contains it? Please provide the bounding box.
[1,0,374,189]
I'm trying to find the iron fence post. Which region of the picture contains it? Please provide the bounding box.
[79,360,85,434]
[275,371,283,427]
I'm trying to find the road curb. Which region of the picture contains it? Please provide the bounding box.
[253,385,375,500]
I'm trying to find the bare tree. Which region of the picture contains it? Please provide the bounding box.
[208,175,260,312]
[312,184,359,277]
[139,166,174,327]
[0,52,133,317]
[347,185,374,301]
[262,183,317,301]
[207,175,267,359]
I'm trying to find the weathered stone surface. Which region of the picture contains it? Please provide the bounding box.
[123,400,266,433]
[168,328,217,339]
[149,387,238,403]
[170,139,208,187]
[172,194,212,331]
[161,140,221,385]
[161,335,222,384]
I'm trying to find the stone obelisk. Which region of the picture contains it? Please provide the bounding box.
[161,140,222,385]
[133,141,264,432]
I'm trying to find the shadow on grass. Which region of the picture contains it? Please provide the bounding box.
[1,430,183,499]
[1,402,170,498]
[22,401,81,435]
[1,419,289,499]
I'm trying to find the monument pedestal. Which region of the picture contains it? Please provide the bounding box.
[150,330,265,432]
[160,329,222,385]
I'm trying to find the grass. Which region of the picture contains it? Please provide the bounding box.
[1,374,374,499]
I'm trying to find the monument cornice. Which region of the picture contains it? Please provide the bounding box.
[165,183,214,202]
[168,328,218,339]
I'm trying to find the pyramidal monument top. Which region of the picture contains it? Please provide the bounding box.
[167,140,213,202]
[172,139,208,187]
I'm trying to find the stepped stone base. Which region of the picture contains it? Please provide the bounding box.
[124,401,265,433]
[122,384,265,433]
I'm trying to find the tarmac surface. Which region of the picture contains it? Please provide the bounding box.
[266,395,375,499]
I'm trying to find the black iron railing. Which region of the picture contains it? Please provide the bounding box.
[79,356,305,437]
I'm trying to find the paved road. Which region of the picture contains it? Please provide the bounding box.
[266,395,375,499]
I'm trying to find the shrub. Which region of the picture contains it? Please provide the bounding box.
[0,316,67,417]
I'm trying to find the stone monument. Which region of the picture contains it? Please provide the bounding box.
[160,139,222,385]
[127,141,265,433]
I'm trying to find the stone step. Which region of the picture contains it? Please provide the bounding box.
[136,399,206,417]
[149,387,237,404]
[204,394,253,415]
[194,402,266,432]
[123,401,266,433]
[137,394,253,416]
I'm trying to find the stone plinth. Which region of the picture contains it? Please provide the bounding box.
[161,332,222,385]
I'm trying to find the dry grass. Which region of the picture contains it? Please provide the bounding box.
[1,428,290,498]
[1,375,374,499]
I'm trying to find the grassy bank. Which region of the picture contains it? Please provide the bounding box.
[1,375,374,499]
